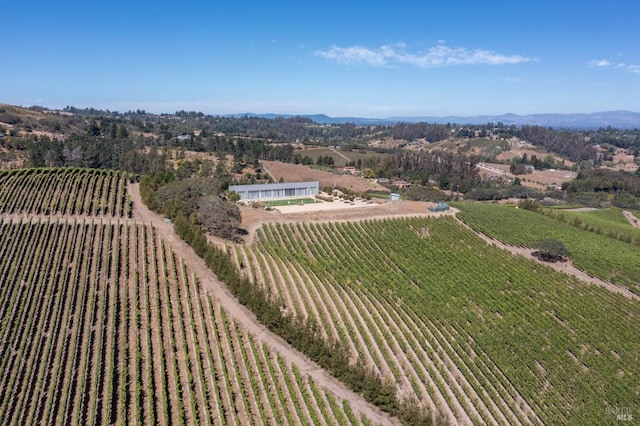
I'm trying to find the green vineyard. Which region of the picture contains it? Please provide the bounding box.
[232,216,640,424]
[0,219,371,425]
[2,167,639,425]
[455,202,640,293]
[0,168,131,217]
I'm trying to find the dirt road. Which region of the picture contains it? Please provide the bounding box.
[125,184,639,424]
[623,210,640,228]
[239,200,640,302]
[127,183,400,426]
[453,216,640,303]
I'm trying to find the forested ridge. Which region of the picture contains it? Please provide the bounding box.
[1,103,639,208]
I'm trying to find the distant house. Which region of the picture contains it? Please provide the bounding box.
[390,193,400,201]
[228,181,319,201]
[392,180,412,189]
[340,166,358,174]
[376,177,389,184]
[177,134,192,141]
[524,165,535,173]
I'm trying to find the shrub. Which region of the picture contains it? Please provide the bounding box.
[532,238,569,262]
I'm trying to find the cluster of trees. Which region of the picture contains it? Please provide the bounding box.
[564,168,640,195]
[0,113,21,125]
[386,151,478,189]
[141,173,244,241]
[28,134,166,174]
[562,168,640,209]
[465,180,544,201]
[514,126,598,163]
[533,238,570,262]
[584,127,640,152]
[391,122,451,142]
[291,153,315,165]
[313,155,335,167]
[58,108,381,144]
[509,152,566,174]
[566,168,639,190]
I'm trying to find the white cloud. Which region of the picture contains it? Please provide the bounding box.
[588,59,640,74]
[315,43,535,68]
[628,65,640,74]
[315,45,388,67]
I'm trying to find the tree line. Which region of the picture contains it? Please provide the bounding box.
[168,204,439,425]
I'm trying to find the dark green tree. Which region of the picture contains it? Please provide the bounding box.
[532,238,569,262]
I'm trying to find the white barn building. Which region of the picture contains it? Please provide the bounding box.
[229,181,319,201]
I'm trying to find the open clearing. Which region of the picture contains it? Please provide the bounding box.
[262,160,388,194]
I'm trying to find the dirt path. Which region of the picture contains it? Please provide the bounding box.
[127,183,399,426]
[329,147,352,162]
[453,216,640,303]
[9,188,636,422]
[623,210,640,228]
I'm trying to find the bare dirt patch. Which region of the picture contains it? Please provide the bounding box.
[262,160,388,193]
[240,199,454,244]
[607,148,638,172]
[477,161,576,189]
[623,210,640,228]
[524,169,577,188]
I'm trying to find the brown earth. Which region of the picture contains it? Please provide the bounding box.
[477,161,576,189]
[239,199,452,244]
[623,210,640,228]
[261,160,388,193]
[607,149,638,172]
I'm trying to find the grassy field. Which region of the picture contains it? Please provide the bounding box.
[468,138,510,149]
[263,197,321,206]
[301,147,391,168]
[549,207,640,237]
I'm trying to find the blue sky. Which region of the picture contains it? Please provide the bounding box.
[3,1,639,117]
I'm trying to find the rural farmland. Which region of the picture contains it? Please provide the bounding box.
[0,168,387,425]
[1,166,639,425]
[229,213,640,424]
[3,0,640,421]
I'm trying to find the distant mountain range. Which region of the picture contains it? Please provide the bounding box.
[228,110,640,129]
